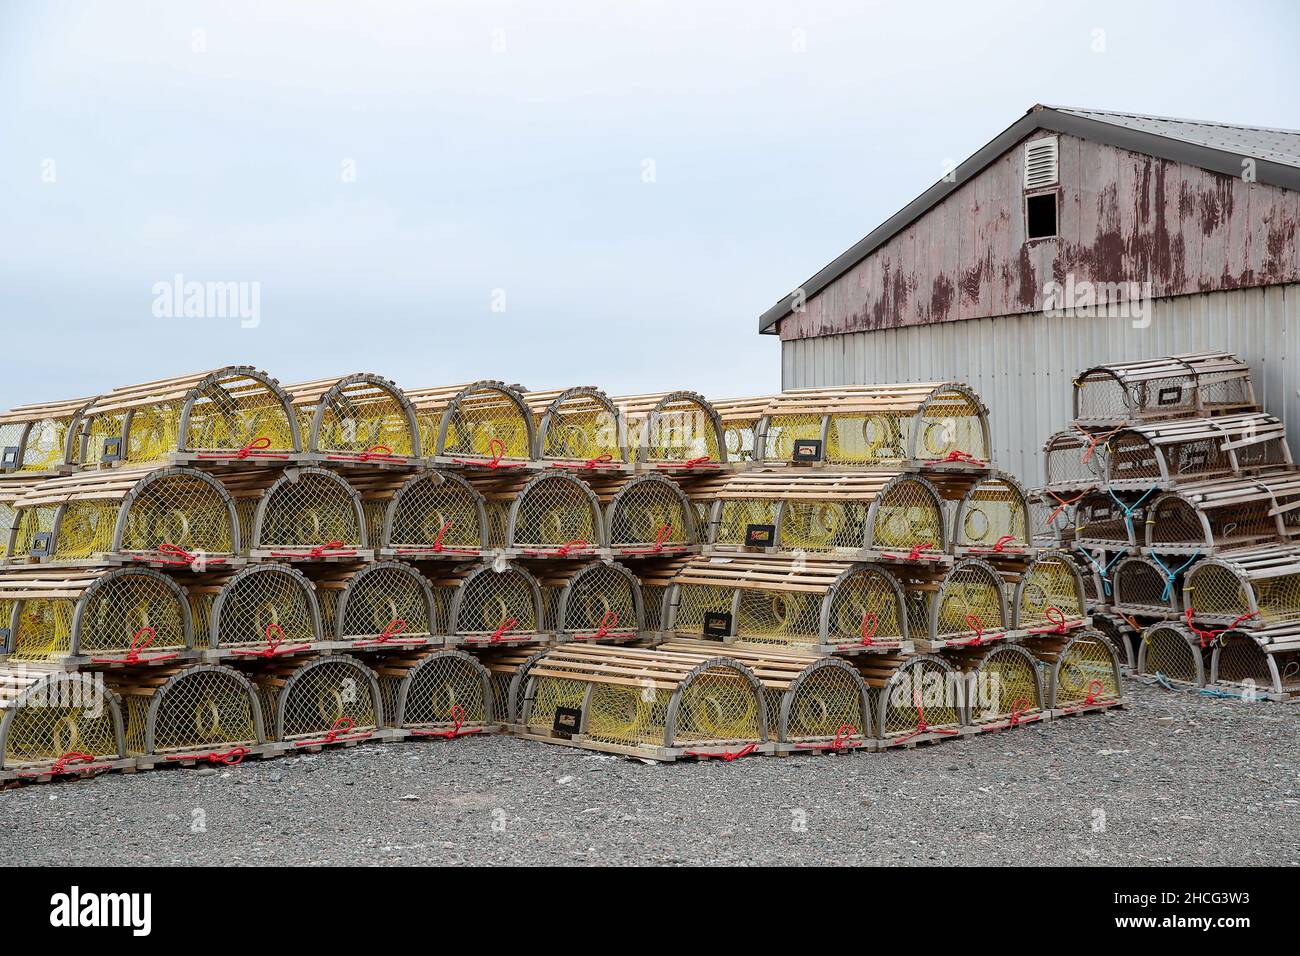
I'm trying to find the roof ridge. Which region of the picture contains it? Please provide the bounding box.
[1043,104,1300,137]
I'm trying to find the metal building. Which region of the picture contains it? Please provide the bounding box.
[760,105,1300,482]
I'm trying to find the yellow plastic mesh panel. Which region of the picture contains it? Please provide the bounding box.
[388,475,483,550]
[18,418,73,472]
[632,399,720,463]
[438,388,530,460]
[399,655,488,727]
[956,481,1029,549]
[1075,373,1132,421]
[874,480,946,549]
[736,588,822,647]
[121,696,147,754]
[78,574,186,656]
[53,499,119,559]
[882,660,961,734]
[779,500,864,552]
[587,683,671,747]
[1215,635,1273,691]
[932,565,1005,638]
[967,649,1040,721]
[183,375,296,454]
[1074,495,1133,545]
[1054,637,1120,705]
[455,569,538,636]
[562,565,638,635]
[785,666,866,740]
[120,474,235,554]
[512,476,599,549]
[216,569,317,647]
[672,584,733,635]
[526,676,587,734]
[1141,628,1199,682]
[825,413,908,466]
[723,420,761,462]
[10,506,57,557]
[126,405,182,463]
[257,472,361,549]
[150,669,258,753]
[916,390,988,461]
[540,395,619,461]
[1185,564,1251,619]
[674,666,762,744]
[641,584,667,630]
[1018,556,1083,625]
[541,588,560,632]
[1115,560,1172,611]
[340,566,435,640]
[827,569,905,642]
[1248,573,1300,624]
[314,381,415,456]
[82,412,127,465]
[11,599,74,661]
[279,660,378,739]
[713,499,778,548]
[607,478,690,548]
[763,414,823,461]
[3,678,119,766]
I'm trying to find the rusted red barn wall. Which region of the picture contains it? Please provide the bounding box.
[778,133,1300,341]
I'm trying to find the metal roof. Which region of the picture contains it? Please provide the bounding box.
[759,104,1300,334]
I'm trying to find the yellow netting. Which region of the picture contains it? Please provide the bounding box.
[607,476,691,549]
[916,389,988,461]
[52,499,119,559]
[954,478,1029,549]
[586,683,672,747]
[920,563,1006,640]
[1018,554,1083,626]
[872,478,946,549]
[9,505,56,557]
[276,658,379,741]
[881,658,961,735]
[713,499,778,548]
[539,393,620,462]
[825,413,908,466]
[1053,635,1121,705]
[395,653,489,728]
[339,564,436,640]
[120,472,235,555]
[82,411,127,465]
[257,470,363,549]
[674,665,762,744]
[429,387,531,460]
[561,564,638,636]
[672,584,734,636]
[387,474,484,551]
[2,676,120,767]
[312,379,415,456]
[1140,626,1200,683]
[784,664,868,740]
[763,414,823,461]
[183,374,296,455]
[780,500,864,552]
[723,419,762,462]
[146,667,259,753]
[628,398,721,464]
[828,568,906,643]
[454,567,538,638]
[511,475,600,550]
[0,423,26,466]
[17,418,73,472]
[1232,571,1300,624]
[526,675,588,734]
[10,599,74,660]
[966,648,1041,722]
[736,588,822,647]
[78,572,187,657]
[215,567,319,648]
[1184,563,1251,619]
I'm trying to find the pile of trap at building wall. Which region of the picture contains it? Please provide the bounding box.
[1036,351,1300,702]
[0,369,1125,782]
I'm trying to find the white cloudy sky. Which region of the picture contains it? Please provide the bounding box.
[2,0,1297,406]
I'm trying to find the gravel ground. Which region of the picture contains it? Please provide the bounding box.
[5,682,1297,866]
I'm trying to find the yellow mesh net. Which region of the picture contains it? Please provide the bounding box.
[145,666,260,754]
[736,588,822,647]
[387,474,484,553]
[713,499,779,548]
[586,683,672,747]
[881,658,962,735]
[17,418,73,472]
[1184,563,1252,620]
[560,564,639,638]
[338,564,436,641]
[954,478,1029,549]
[965,647,1041,722]
[394,652,489,728]
[827,568,906,643]
[77,572,187,657]
[526,675,588,734]
[723,419,762,462]
[52,499,119,559]
[274,657,380,741]
[10,505,56,557]
[916,562,1006,640]
[628,397,721,464]
[674,665,762,744]
[215,567,319,648]
[1052,634,1121,706]
[2,675,121,767]
[872,478,946,549]
[1140,626,1200,683]
[1017,554,1083,626]
[672,584,734,636]
[916,389,988,461]
[433,387,531,460]
[10,599,74,660]
[825,412,908,466]
[256,470,363,550]
[607,476,691,549]
[784,664,868,740]
[81,411,127,465]
[780,500,865,552]
[120,471,235,555]
[510,475,600,551]
[763,414,823,461]
[538,392,620,462]
[454,566,539,639]
[312,378,415,456]
[183,374,296,456]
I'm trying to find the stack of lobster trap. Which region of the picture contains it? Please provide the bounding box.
[0,367,1126,783]
[1037,350,1300,702]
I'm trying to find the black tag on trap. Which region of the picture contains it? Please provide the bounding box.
[744,523,775,547]
[792,439,823,463]
[30,532,54,557]
[1,446,19,469]
[101,437,123,462]
[703,611,732,637]
[552,706,582,739]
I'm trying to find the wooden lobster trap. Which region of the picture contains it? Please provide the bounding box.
[110,662,272,768]
[1183,544,1300,628]
[662,556,912,655]
[373,470,491,560]
[1142,472,1300,555]
[710,396,774,465]
[1071,489,1142,552]
[701,470,949,564]
[896,557,1017,652]
[1011,550,1089,634]
[501,471,604,559]
[1088,609,1138,670]
[1134,622,1207,687]
[284,373,422,468]
[756,383,990,471]
[4,466,241,568]
[473,645,552,727]
[660,639,875,753]
[615,391,727,473]
[537,560,643,644]
[1103,413,1290,490]
[1041,428,1108,493]
[74,366,302,469]
[443,560,547,647]
[630,556,692,638]
[942,471,1033,561]
[855,653,969,747]
[0,394,97,475]
[0,567,193,668]
[311,560,444,652]
[1028,629,1126,717]
[525,387,628,471]
[201,563,325,659]
[253,654,389,752]
[248,466,372,562]
[597,473,698,559]
[375,648,498,739]
[1072,351,1258,428]
[1112,554,1186,620]
[407,380,536,469]
[946,643,1048,732]
[1027,490,1069,549]
[517,643,770,761]
[1209,623,1300,701]
[0,669,134,784]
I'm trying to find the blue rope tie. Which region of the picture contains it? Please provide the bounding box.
[1108,486,1157,537]
[1075,545,1125,596]
[1150,550,1201,601]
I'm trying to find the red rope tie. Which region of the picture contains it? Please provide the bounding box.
[411,704,485,740]
[1183,607,1259,647]
[893,689,960,744]
[197,435,290,460]
[1083,679,1104,706]
[164,745,250,766]
[525,538,591,557]
[394,520,480,556]
[623,523,683,554]
[270,539,357,559]
[557,453,615,470]
[1028,606,1069,635]
[657,455,719,470]
[295,716,373,747]
[18,751,110,778]
[328,443,405,463]
[794,724,866,751]
[947,614,991,647]
[572,610,622,642]
[860,612,878,647]
[968,534,1026,555]
[926,449,987,466]
[90,626,180,665]
[231,623,312,658]
[131,542,227,568]
[355,618,426,648]
[982,698,1037,732]
[1074,425,1122,464]
[881,541,941,562]
[454,438,524,469]
[490,617,518,643]
[685,742,758,761]
[1045,489,1090,525]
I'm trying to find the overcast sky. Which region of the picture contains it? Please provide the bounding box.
[2,0,1297,407]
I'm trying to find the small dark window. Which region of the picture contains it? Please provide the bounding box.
[1026,192,1057,240]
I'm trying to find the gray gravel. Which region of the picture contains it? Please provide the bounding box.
[5,682,1297,866]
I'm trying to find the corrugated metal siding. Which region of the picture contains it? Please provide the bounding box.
[781,283,1300,485]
